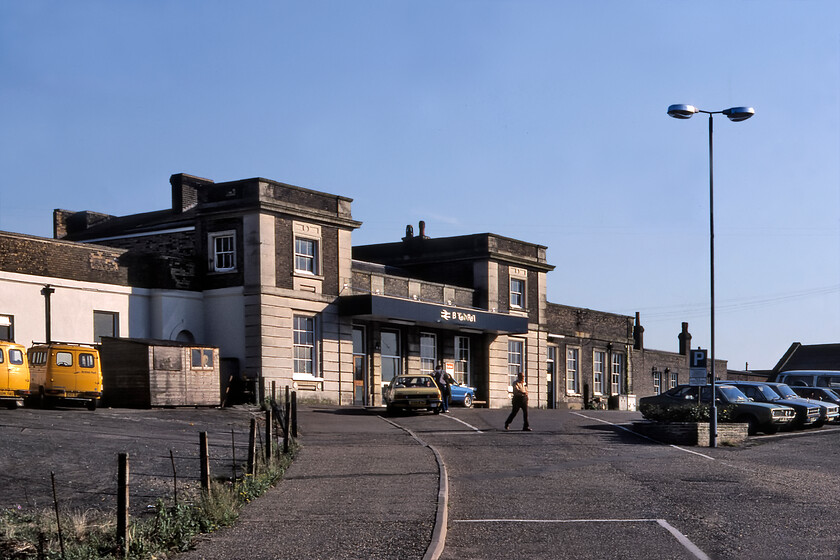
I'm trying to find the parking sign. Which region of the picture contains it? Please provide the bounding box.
[689,349,708,386]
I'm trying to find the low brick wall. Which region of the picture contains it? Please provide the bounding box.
[633,421,749,446]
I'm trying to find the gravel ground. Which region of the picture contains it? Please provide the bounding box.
[0,404,263,517]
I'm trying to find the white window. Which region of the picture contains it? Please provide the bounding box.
[381,329,401,386]
[0,314,13,342]
[669,369,678,389]
[566,347,580,394]
[294,315,317,377]
[420,333,436,376]
[653,370,662,395]
[508,339,524,388]
[209,231,236,272]
[94,311,119,343]
[191,348,214,369]
[455,336,470,385]
[510,278,525,309]
[593,351,605,394]
[294,238,318,275]
[611,353,624,394]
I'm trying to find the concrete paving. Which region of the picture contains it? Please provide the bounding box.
[180,406,443,560]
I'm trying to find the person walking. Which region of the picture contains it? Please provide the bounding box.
[505,372,531,431]
[434,363,450,413]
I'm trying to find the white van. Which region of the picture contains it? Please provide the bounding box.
[775,371,840,389]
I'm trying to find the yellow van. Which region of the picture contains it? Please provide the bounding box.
[28,342,102,411]
[0,341,31,409]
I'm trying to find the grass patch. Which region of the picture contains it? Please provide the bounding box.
[0,444,297,559]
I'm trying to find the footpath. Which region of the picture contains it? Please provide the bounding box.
[180,406,443,560]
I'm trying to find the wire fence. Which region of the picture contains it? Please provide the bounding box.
[0,394,296,518]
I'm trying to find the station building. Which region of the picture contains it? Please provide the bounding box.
[0,173,725,408]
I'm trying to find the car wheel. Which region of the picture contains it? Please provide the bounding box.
[813,419,825,428]
[763,424,779,435]
[737,415,758,435]
[87,399,97,411]
[433,406,441,414]
[463,393,473,408]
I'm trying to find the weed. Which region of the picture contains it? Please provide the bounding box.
[0,443,298,559]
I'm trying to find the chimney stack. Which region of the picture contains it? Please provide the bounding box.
[678,322,692,356]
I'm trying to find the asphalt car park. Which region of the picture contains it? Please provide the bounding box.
[384,407,840,559]
[0,405,258,516]
[5,404,840,559]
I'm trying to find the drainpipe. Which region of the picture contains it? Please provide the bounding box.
[41,285,55,342]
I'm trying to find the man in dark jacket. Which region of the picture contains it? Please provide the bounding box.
[505,372,531,431]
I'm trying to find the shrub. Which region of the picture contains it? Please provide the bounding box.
[640,402,734,423]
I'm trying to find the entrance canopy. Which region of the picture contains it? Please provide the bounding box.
[339,294,528,334]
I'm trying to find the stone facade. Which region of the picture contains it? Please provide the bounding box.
[0,172,729,409]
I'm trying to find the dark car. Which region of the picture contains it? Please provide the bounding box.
[791,386,840,406]
[726,381,822,428]
[763,381,840,427]
[639,384,796,435]
[791,386,840,425]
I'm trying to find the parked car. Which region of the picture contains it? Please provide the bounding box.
[0,341,31,409]
[726,381,822,428]
[384,374,442,414]
[448,380,477,408]
[790,386,840,424]
[762,381,840,427]
[27,342,103,410]
[639,384,796,435]
[791,386,840,406]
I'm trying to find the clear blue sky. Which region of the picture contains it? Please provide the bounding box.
[2,1,838,371]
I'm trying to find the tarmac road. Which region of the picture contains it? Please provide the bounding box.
[185,405,840,559]
[5,404,840,559]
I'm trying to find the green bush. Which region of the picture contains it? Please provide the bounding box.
[640,402,734,423]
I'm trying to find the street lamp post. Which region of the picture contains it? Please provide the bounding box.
[667,104,754,448]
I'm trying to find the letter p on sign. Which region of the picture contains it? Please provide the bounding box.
[690,349,707,369]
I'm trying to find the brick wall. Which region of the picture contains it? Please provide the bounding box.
[0,232,128,285]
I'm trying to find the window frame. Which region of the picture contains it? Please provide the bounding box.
[508,338,525,389]
[190,348,214,370]
[566,347,580,395]
[455,336,471,386]
[93,310,119,343]
[209,230,237,273]
[510,278,526,310]
[294,237,320,276]
[293,315,318,378]
[593,350,606,395]
[611,353,624,394]
[0,314,13,342]
[420,332,437,376]
[380,329,402,388]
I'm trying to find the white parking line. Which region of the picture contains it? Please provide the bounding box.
[444,414,484,433]
[571,412,715,461]
[454,518,710,560]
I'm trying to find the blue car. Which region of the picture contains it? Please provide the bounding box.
[448,381,477,408]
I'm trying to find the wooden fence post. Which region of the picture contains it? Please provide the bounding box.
[117,453,129,557]
[284,386,291,454]
[199,432,210,492]
[247,418,257,475]
[265,409,273,462]
[169,449,178,506]
[291,390,298,438]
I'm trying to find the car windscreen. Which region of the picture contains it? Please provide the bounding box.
[773,384,799,399]
[754,385,782,400]
[718,386,748,403]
